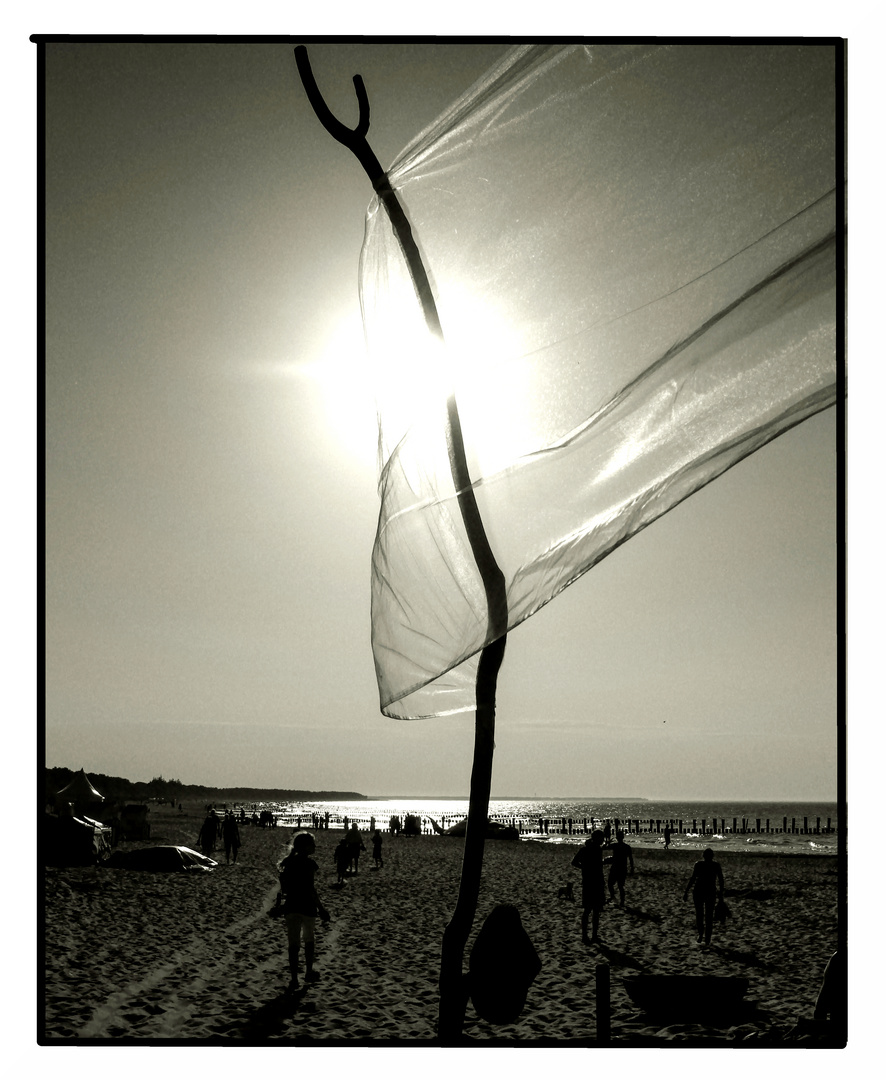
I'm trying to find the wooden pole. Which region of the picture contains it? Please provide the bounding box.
[293,48,509,1043]
[595,965,611,1044]
[438,637,506,1042]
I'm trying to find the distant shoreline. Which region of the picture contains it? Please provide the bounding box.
[368,795,650,802]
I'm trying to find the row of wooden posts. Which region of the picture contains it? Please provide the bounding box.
[271,812,836,836]
[511,815,837,837]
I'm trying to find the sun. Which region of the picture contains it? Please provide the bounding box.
[303,284,535,484]
[364,280,533,480]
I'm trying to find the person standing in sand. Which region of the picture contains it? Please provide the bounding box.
[607,829,634,906]
[683,847,724,946]
[333,837,350,884]
[197,811,219,856]
[346,823,366,873]
[571,830,607,945]
[222,810,241,864]
[277,831,330,993]
[371,829,384,868]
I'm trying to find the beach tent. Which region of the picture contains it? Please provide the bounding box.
[54,768,105,815]
[43,811,111,867]
[296,42,838,1039]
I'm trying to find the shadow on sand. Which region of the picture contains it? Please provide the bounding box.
[595,942,645,970]
[217,988,313,1040]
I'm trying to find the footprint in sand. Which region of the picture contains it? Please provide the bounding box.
[79,877,290,1038]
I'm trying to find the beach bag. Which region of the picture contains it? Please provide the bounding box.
[468,904,542,1024]
[269,893,286,919]
[714,898,731,924]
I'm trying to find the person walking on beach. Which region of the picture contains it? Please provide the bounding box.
[683,847,724,946]
[197,811,219,856]
[277,831,330,993]
[346,823,366,873]
[222,810,241,864]
[571,830,607,945]
[607,830,634,906]
[333,838,350,884]
[663,825,672,850]
[371,828,384,869]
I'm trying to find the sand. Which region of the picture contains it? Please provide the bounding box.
[41,805,842,1045]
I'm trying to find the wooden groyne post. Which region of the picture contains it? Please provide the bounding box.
[595,965,610,1045]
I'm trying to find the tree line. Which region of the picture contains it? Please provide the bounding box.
[44,767,366,807]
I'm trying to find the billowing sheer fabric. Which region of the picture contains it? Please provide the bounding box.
[360,43,838,720]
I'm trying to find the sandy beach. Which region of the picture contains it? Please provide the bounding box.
[41,805,842,1045]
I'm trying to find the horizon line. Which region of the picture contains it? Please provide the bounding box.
[364,794,838,803]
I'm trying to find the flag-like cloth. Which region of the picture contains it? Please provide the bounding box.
[360,44,838,720]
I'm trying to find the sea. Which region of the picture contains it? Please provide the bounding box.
[255,797,841,856]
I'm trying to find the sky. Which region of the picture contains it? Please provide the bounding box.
[43,39,840,802]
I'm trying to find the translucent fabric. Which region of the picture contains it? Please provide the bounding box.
[360,44,839,720]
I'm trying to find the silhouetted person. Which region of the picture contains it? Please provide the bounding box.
[197,812,219,856]
[571,830,607,944]
[371,829,383,868]
[345,824,365,873]
[333,838,350,884]
[602,820,612,844]
[683,847,724,945]
[277,831,330,993]
[607,830,634,905]
[468,904,542,1025]
[663,825,672,850]
[222,810,241,864]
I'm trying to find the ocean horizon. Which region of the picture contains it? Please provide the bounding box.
[247,795,842,857]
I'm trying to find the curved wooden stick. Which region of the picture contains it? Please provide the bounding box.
[295,47,378,179]
[294,45,507,641]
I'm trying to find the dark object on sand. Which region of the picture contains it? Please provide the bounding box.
[106,846,218,872]
[43,812,112,867]
[429,816,520,841]
[714,898,731,924]
[623,975,749,1018]
[468,904,542,1024]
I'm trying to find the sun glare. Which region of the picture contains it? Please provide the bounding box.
[300,311,378,468]
[305,286,533,482]
[439,285,532,478]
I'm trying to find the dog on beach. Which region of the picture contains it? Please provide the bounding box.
[557,883,574,902]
